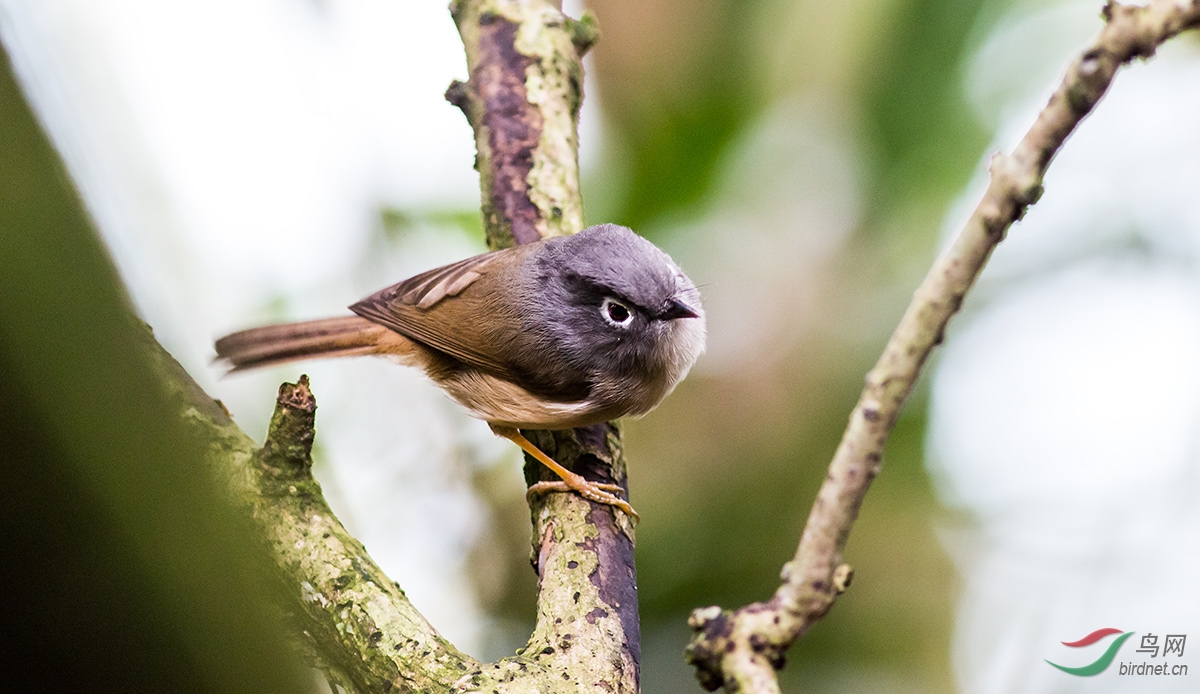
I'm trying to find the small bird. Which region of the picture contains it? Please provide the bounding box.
[215,224,705,520]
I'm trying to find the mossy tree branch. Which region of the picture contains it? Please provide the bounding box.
[149,342,639,694]
[684,1,1200,692]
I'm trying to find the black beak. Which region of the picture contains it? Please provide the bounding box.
[659,297,700,320]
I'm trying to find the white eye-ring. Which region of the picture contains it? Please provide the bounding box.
[601,297,634,328]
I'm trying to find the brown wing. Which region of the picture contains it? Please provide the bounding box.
[348,246,528,381]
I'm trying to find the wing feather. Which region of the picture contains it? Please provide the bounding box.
[349,247,526,382]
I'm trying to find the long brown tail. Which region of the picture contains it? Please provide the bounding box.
[215,316,393,372]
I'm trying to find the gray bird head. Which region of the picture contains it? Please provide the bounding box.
[525,224,706,416]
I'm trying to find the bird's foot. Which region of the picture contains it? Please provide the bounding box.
[527,478,638,522]
[490,423,639,523]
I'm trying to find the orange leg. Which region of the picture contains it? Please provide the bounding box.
[489,424,638,522]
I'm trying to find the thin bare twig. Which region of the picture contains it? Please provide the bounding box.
[685,1,1200,691]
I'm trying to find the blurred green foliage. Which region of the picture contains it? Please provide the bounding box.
[587,0,1002,242]
[592,0,765,230]
[858,0,992,225]
[0,46,305,694]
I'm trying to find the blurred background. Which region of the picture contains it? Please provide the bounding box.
[3,0,1199,691]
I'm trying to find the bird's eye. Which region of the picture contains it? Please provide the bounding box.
[601,297,633,328]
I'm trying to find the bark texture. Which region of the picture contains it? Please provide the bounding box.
[448,0,597,248]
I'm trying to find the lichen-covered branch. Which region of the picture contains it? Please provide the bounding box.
[448,1,642,691]
[685,2,1200,691]
[148,325,638,693]
[146,341,476,693]
[448,0,597,248]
